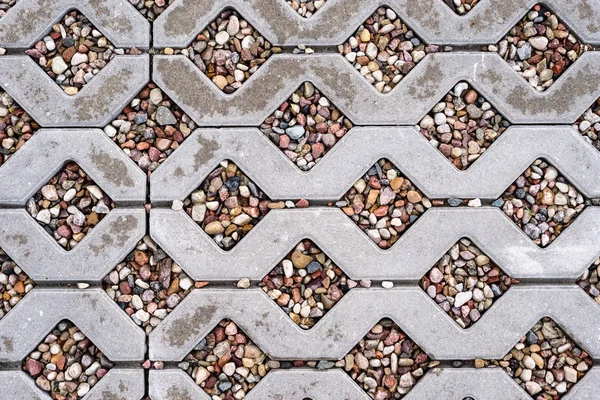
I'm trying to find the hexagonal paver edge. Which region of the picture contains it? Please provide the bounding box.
[150,126,600,202]
[151,0,600,47]
[0,0,150,49]
[0,289,146,362]
[0,208,146,282]
[148,286,600,361]
[0,55,150,127]
[0,369,145,400]
[152,53,600,126]
[0,129,147,205]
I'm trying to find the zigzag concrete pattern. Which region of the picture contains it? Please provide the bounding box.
[149,286,600,361]
[150,207,600,281]
[153,0,600,47]
[153,53,600,126]
[0,0,599,399]
[151,126,600,201]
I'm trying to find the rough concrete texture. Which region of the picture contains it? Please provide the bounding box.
[0,0,599,399]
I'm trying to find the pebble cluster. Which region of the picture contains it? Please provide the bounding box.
[103,236,201,336]
[337,159,431,249]
[23,320,114,399]
[184,160,303,250]
[418,82,510,170]
[128,0,174,22]
[576,97,600,151]
[443,0,479,15]
[420,239,516,328]
[0,248,34,320]
[343,319,436,399]
[260,240,355,329]
[286,0,327,18]
[106,83,196,174]
[577,258,600,305]
[0,90,39,166]
[180,319,277,399]
[26,163,115,250]
[260,82,353,171]
[0,0,16,18]
[478,318,592,398]
[338,7,443,93]
[25,11,135,95]
[499,159,586,247]
[164,9,279,94]
[489,4,589,91]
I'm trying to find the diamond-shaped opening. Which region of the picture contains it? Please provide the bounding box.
[286,0,327,18]
[496,158,587,248]
[22,320,115,399]
[25,10,139,96]
[179,319,274,397]
[0,0,17,18]
[417,81,511,170]
[576,257,600,304]
[102,235,199,336]
[482,317,592,398]
[490,4,590,92]
[420,238,518,329]
[441,0,480,15]
[337,158,431,249]
[0,88,40,167]
[338,6,446,93]
[163,8,279,94]
[259,239,354,330]
[576,97,600,151]
[0,247,35,320]
[26,162,115,251]
[105,82,196,174]
[131,0,175,22]
[343,319,435,398]
[260,82,353,171]
[183,160,285,250]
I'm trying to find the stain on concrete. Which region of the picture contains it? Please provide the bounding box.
[72,65,138,122]
[165,304,217,347]
[193,134,221,172]
[90,145,135,188]
[2,336,14,352]
[166,386,193,400]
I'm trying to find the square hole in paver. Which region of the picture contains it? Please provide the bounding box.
[496,159,588,247]
[22,320,115,399]
[417,81,510,170]
[25,10,140,95]
[0,247,34,320]
[0,88,39,167]
[103,235,200,336]
[343,319,437,398]
[479,317,592,398]
[105,83,197,174]
[420,238,518,328]
[162,8,280,94]
[337,158,431,249]
[489,4,589,92]
[26,162,115,250]
[260,239,363,330]
[260,81,353,171]
[338,6,447,93]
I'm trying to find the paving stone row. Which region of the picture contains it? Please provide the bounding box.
[149,286,600,361]
[1,1,600,400]
[153,52,600,126]
[152,0,600,47]
[150,126,600,202]
[148,368,600,400]
[150,207,600,281]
